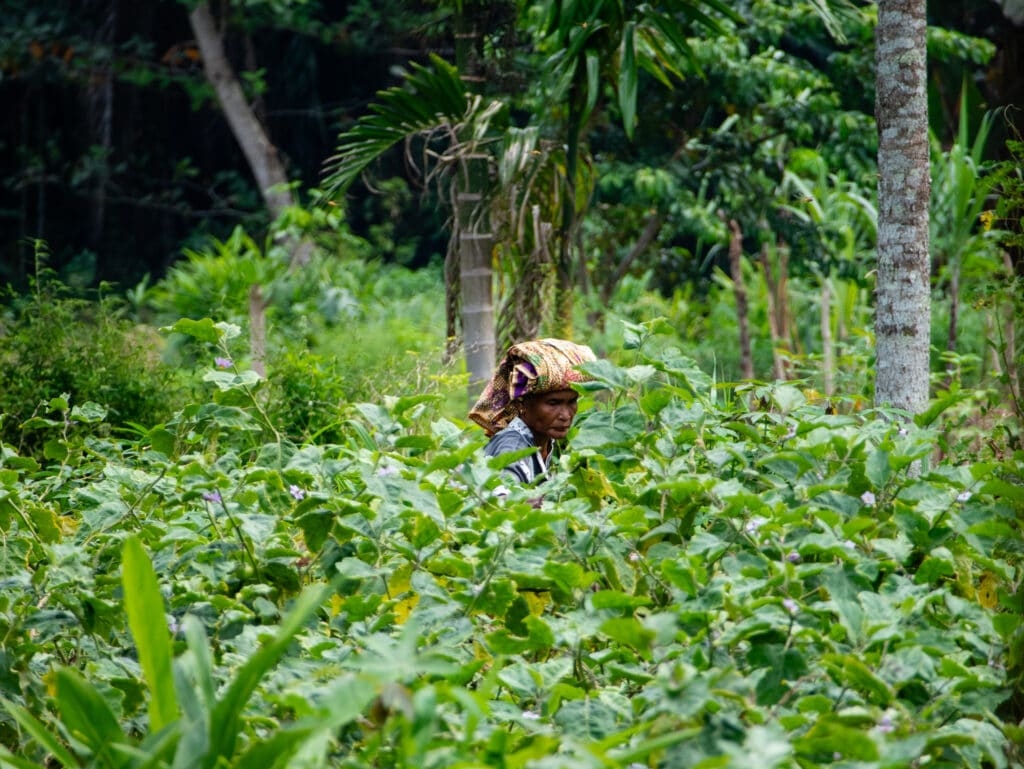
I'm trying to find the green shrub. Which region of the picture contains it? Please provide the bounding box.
[0,276,191,453]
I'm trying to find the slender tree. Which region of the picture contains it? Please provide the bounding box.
[873,0,931,412]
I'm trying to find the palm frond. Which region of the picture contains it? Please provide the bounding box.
[321,54,505,202]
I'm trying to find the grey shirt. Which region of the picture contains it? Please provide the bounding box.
[483,417,548,485]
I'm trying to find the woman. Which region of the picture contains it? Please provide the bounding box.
[469,338,596,485]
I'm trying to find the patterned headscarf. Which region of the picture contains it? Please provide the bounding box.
[469,338,596,436]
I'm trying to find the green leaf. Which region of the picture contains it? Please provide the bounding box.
[70,402,107,423]
[55,669,128,769]
[590,590,650,610]
[822,654,893,705]
[0,697,80,768]
[162,317,222,344]
[206,583,330,767]
[202,369,262,391]
[619,22,637,140]
[123,536,179,732]
[599,617,654,655]
[794,715,880,761]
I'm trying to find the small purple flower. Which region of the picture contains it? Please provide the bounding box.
[783,598,798,614]
[376,465,398,477]
[786,551,801,563]
[843,539,856,550]
[956,490,972,503]
[832,752,842,761]
[628,551,641,563]
[860,490,876,506]
[202,491,222,503]
[289,484,305,501]
[214,356,233,369]
[745,516,768,534]
[897,427,908,437]
[877,714,894,733]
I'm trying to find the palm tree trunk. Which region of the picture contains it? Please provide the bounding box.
[454,2,495,400]
[874,0,931,413]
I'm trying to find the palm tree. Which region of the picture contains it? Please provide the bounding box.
[322,56,507,394]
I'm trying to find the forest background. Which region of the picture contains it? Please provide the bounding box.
[0,1,1023,769]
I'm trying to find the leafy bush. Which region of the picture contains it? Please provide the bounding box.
[0,275,191,453]
[0,319,1018,769]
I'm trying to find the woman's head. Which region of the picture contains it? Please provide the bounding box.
[469,339,596,436]
[519,388,580,445]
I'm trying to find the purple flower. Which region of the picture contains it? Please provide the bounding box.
[289,484,305,501]
[877,714,894,733]
[214,357,233,369]
[745,516,768,534]
[202,491,222,503]
[860,491,876,506]
[783,598,798,614]
[786,551,801,563]
[843,539,856,550]
[956,490,972,502]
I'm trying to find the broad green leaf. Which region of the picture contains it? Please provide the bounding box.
[162,317,222,344]
[123,536,179,732]
[600,617,654,655]
[206,583,330,768]
[55,669,128,769]
[619,23,637,140]
[0,697,79,768]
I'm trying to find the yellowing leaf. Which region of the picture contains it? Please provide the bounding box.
[391,594,419,624]
[43,670,57,698]
[330,594,344,616]
[978,573,999,609]
[523,590,551,617]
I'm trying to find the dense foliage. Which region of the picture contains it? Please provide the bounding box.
[0,319,1019,769]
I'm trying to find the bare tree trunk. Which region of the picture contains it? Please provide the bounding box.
[759,243,787,381]
[821,276,834,396]
[1001,251,1020,403]
[188,2,294,220]
[555,79,584,338]
[599,213,664,308]
[726,218,754,380]
[874,0,931,413]
[86,0,116,252]
[249,284,267,377]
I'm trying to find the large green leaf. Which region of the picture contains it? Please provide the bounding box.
[54,670,128,769]
[122,536,179,732]
[205,583,330,768]
[0,698,79,768]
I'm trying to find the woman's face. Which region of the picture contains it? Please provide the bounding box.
[520,389,580,444]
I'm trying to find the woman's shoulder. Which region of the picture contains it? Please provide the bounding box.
[484,418,535,456]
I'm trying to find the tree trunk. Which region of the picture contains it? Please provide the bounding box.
[599,213,664,308]
[759,242,787,381]
[555,76,584,337]
[727,218,754,380]
[249,283,267,377]
[874,0,931,413]
[188,2,294,221]
[454,2,496,402]
[821,275,834,396]
[86,0,116,254]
